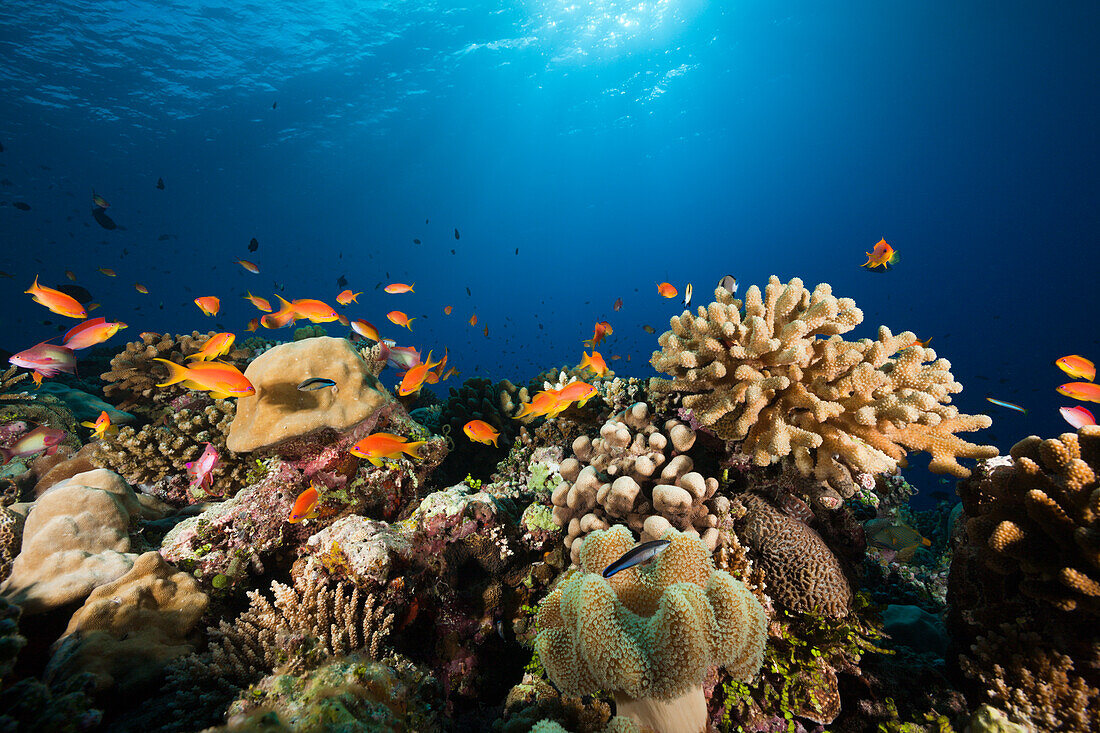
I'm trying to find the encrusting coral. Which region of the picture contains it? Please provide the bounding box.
[551,402,728,565]
[733,493,852,617]
[100,331,250,415]
[650,276,997,494]
[45,551,209,694]
[535,525,767,733]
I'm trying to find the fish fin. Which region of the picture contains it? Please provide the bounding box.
[209,391,232,400]
[403,441,427,459]
[367,456,384,467]
[154,358,191,387]
[80,420,96,429]
[306,508,320,519]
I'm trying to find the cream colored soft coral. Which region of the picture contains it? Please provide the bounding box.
[650,276,997,489]
[535,525,766,733]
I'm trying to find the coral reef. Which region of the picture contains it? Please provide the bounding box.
[227,336,390,453]
[100,331,250,415]
[0,469,143,614]
[436,376,526,484]
[551,402,727,564]
[535,525,767,733]
[734,493,852,617]
[45,551,209,694]
[650,276,997,493]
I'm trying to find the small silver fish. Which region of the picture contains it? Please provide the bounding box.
[602,539,670,578]
[718,275,737,295]
[683,283,692,308]
[297,377,337,391]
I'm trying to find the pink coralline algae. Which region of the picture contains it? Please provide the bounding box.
[0,422,29,452]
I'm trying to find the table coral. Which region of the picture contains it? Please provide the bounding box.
[535,525,767,733]
[733,493,852,618]
[45,551,209,694]
[550,402,727,564]
[649,277,997,493]
[1,469,142,614]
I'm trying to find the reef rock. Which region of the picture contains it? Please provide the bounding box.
[0,469,142,614]
[228,337,390,453]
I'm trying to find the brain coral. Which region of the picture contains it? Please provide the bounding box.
[650,277,997,491]
[535,525,766,733]
[734,494,852,617]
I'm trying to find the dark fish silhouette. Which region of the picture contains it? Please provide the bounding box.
[514,247,519,255]
[337,274,348,289]
[92,208,116,230]
[602,540,670,578]
[425,218,429,224]
[642,325,656,334]
[298,377,336,391]
[156,177,165,190]
[465,287,471,296]
[249,237,259,252]
[272,101,277,109]
[454,228,460,239]
[413,238,421,244]
[451,249,455,255]
[0,142,4,152]
[12,202,29,211]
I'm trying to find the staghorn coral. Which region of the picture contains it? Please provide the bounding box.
[650,276,997,493]
[45,551,209,694]
[0,365,30,397]
[535,525,767,733]
[733,493,852,618]
[551,402,729,565]
[100,331,250,415]
[958,620,1098,732]
[959,427,1100,615]
[92,394,247,501]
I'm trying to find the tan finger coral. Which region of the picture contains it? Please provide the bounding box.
[45,551,209,694]
[551,402,729,565]
[535,525,767,733]
[650,276,997,490]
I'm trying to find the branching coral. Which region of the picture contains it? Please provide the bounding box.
[650,277,997,493]
[733,493,852,618]
[92,394,247,500]
[535,525,767,733]
[551,402,728,564]
[100,331,250,415]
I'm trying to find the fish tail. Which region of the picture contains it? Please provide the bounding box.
[154,358,191,387]
[402,441,427,459]
[888,251,900,264]
[0,448,9,463]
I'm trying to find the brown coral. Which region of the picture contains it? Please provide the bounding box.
[100,331,250,414]
[650,277,997,491]
[733,493,851,617]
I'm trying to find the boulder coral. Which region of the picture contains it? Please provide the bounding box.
[535,525,767,733]
[650,277,997,493]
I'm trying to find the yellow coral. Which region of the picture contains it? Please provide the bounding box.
[535,526,766,733]
[650,276,997,488]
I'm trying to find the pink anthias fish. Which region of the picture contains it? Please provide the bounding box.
[9,341,77,378]
[186,442,219,492]
[387,345,422,371]
[1060,406,1096,429]
[0,425,67,463]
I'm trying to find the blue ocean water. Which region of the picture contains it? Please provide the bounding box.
[0,1,1097,502]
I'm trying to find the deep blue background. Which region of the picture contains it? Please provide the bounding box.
[1,0,1097,496]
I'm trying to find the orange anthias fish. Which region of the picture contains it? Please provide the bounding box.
[464,419,500,447]
[154,359,256,399]
[862,238,899,270]
[80,410,117,440]
[244,292,272,312]
[444,305,453,315]
[26,276,86,319]
[350,432,427,467]
[578,350,609,377]
[188,332,235,362]
[514,390,562,422]
[584,321,612,347]
[92,190,109,209]
[134,283,149,294]
[384,283,415,294]
[194,296,221,316]
[336,289,362,305]
[63,317,127,350]
[484,324,489,337]
[288,297,340,323]
[388,311,414,330]
[469,314,478,327]
[1056,355,1096,382]
[351,319,380,341]
[287,485,320,523]
[907,336,933,349]
[246,318,259,332]
[1057,382,1100,404]
[613,297,623,311]
[235,259,259,274]
[425,349,448,384]
[1060,406,1096,429]
[98,267,116,277]
[551,381,598,415]
[657,282,678,298]
[398,351,442,396]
